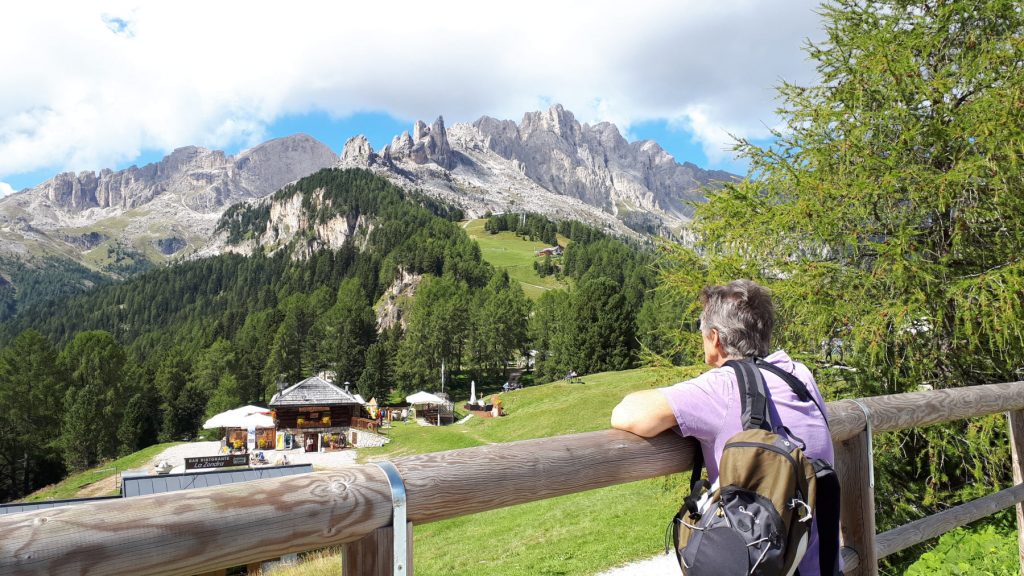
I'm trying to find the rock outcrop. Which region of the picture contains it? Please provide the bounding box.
[0,134,339,268]
[337,105,736,237]
[376,268,423,331]
[341,135,374,165]
[31,134,337,215]
[380,116,456,170]
[473,104,735,220]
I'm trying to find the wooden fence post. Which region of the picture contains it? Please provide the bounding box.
[1008,410,1024,576]
[342,523,414,576]
[835,430,877,576]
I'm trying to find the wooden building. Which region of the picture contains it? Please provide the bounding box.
[269,375,364,452]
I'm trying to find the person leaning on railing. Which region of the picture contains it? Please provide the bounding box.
[611,279,838,576]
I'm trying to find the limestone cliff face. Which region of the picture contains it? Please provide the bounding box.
[473,104,735,220]
[32,134,337,215]
[251,188,374,260]
[380,116,455,170]
[375,268,422,331]
[339,105,735,235]
[0,134,339,267]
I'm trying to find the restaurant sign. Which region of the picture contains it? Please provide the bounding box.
[184,454,249,470]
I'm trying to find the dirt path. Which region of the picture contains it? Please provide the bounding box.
[73,442,221,498]
[596,553,677,575]
[77,475,119,497]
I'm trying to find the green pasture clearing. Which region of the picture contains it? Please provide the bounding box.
[22,442,183,501]
[347,366,703,576]
[462,219,569,300]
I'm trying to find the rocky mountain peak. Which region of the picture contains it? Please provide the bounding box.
[232,134,338,198]
[23,134,337,217]
[470,104,733,220]
[372,116,455,170]
[412,120,429,142]
[409,116,455,170]
[521,104,581,143]
[341,135,374,164]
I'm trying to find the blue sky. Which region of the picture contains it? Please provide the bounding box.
[0,1,823,196]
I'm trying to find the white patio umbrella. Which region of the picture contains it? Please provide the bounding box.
[470,380,477,404]
[203,405,273,429]
[405,391,447,404]
[237,412,275,429]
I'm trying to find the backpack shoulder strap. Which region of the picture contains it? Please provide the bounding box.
[724,359,771,431]
[755,359,829,428]
[812,460,843,576]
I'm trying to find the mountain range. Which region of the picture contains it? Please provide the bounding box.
[0,105,735,276]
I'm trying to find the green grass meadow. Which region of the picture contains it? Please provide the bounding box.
[334,366,704,576]
[22,442,182,502]
[462,219,569,300]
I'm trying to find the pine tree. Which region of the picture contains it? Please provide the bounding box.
[117,387,160,456]
[312,279,377,384]
[666,0,1024,532]
[0,331,65,499]
[61,384,104,471]
[58,331,127,461]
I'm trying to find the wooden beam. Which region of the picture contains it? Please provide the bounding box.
[827,381,1024,442]
[398,429,699,523]
[841,546,860,573]
[4,381,1024,576]
[0,430,697,576]
[835,431,877,576]
[1006,410,1024,575]
[876,482,1024,558]
[342,523,413,576]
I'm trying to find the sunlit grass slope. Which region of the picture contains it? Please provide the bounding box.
[287,366,704,576]
[463,219,569,300]
[22,442,183,502]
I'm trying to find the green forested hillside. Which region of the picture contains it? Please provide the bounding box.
[0,256,109,323]
[0,168,665,504]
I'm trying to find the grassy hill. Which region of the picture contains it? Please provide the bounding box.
[463,219,569,300]
[21,442,182,502]
[276,366,703,576]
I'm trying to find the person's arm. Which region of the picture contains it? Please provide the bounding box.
[610,389,678,437]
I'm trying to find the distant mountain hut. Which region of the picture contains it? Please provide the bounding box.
[269,375,367,452]
[535,245,563,257]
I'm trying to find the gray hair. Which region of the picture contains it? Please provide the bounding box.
[699,280,774,358]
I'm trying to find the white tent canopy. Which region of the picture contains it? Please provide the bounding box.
[405,391,447,405]
[203,405,274,429]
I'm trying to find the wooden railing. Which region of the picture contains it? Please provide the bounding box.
[351,416,381,433]
[3,381,1024,575]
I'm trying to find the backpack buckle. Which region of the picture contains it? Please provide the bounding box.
[684,479,711,519]
[789,498,812,523]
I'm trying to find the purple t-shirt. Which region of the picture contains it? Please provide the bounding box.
[660,350,835,576]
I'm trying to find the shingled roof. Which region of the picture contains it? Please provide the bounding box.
[269,375,362,407]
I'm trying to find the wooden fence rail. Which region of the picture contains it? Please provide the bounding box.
[2,381,1024,576]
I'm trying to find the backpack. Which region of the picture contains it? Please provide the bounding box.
[668,358,842,576]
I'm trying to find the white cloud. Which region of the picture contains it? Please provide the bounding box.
[0,182,14,198]
[0,0,824,179]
